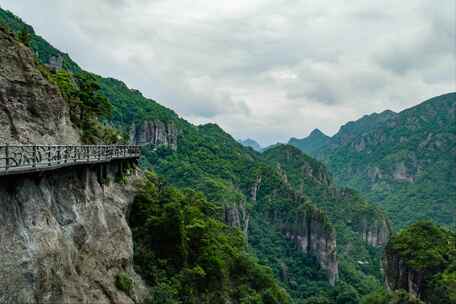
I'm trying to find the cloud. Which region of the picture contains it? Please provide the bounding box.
[2,0,454,145]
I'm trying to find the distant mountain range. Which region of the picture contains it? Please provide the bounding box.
[289,93,456,228]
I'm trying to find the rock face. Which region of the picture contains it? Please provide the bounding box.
[224,199,249,237]
[47,54,64,71]
[0,163,147,304]
[382,222,456,303]
[383,251,423,298]
[0,28,79,145]
[357,216,390,247]
[129,120,177,150]
[280,209,338,286]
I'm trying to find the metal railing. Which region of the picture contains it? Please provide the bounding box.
[0,145,140,175]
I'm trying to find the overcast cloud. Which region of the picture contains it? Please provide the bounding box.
[2,0,455,145]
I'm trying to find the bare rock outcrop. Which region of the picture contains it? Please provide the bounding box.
[360,219,390,247]
[0,164,148,304]
[280,208,338,286]
[383,250,424,298]
[355,212,391,247]
[0,28,79,145]
[224,199,249,237]
[129,120,177,150]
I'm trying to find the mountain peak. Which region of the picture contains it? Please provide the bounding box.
[239,138,263,152]
[309,128,329,138]
[288,129,331,157]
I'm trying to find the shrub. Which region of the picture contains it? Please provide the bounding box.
[115,272,134,295]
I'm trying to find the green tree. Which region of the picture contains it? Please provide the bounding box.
[74,72,112,122]
[335,283,360,304]
[17,28,31,45]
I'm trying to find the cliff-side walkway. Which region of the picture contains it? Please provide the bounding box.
[0,145,140,176]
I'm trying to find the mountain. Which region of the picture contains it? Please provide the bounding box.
[288,129,331,156]
[290,93,456,229]
[0,7,391,303]
[239,138,263,152]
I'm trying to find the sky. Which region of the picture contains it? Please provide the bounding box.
[2,0,455,146]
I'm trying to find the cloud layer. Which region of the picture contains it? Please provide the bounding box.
[2,0,454,145]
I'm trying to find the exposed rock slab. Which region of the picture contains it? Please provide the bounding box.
[129,120,177,150]
[0,163,148,304]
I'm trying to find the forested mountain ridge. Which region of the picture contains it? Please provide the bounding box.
[290,93,456,229]
[0,7,391,303]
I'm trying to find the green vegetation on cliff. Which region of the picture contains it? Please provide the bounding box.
[130,172,291,303]
[262,145,388,297]
[144,131,387,301]
[383,222,456,303]
[360,289,424,304]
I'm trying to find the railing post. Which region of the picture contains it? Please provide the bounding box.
[5,144,9,172]
[33,145,37,168]
[48,146,51,166]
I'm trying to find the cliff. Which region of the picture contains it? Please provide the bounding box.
[384,250,423,298]
[281,207,339,286]
[356,214,390,247]
[129,120,177,150]
[0,28,79,145]
[0,28,147,303]
[263,145,391,248]
[0,164,147,304]
[383,222,456,303]
[224,198,249,236]
[337,189,391,248]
